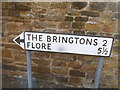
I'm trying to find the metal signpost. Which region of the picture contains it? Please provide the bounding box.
[26,51,33,88]
[94,57,104,88]
[13,32,113,88]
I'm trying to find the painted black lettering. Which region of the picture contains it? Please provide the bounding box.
[32,34,37,41]
[47,43,51,50]
[47,36,51,42]
[39,35,43,41]
[93,39,98,46]
[79,38,85,44]
[97,48,102,54]
[32,43,35,49]
[36,43,40,49]
[86,38,92,45]
[69,37,73,44]
[74,37,79,44]
[53,36,57,42]
[62,37,68,43]
[27,34,31,40]
[58,36,61,43]
[42,43,46,49]
[103,40,107,46]
[27,42,30,48]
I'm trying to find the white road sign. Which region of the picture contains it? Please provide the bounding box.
[13,32,114,57]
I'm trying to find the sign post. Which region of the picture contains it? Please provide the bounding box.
[26,51,33,88]
[94,57,104,88]
[13,31,113,88]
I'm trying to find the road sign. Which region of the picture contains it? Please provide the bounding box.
[13,32,113,57]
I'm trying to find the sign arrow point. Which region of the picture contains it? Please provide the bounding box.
[15,36,20,45]
[14,36,24,45]
[13,32,25,49]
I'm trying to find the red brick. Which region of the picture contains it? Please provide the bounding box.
[2,63,17,71]
[90,2,106,12]
[5,22,20,32]
[8,10,20,17]
[13,54,26,63]
[33,73,54,81]
[103,22,117,33]
[52,67,68,75]
[4,44,23,50]
[35,2,50,9]
[31,52,50,59]
[52,59,67,67]
[2,2,12,10]
[45,9,66,21]
[76,55,97,63]
[55,76,68,83]
[85,23,102,32]
[2,10,8,16]
[3,70,21,77]
[2,58,13,64]
[68,61,82,69]
[20,23,32,30]
[33,59,51,66]
[80,64,96,72]
[15,62,27,66]
[64,16,73,21]
[5,17,31,23]
[33,65,50,74]
[72,2,87,9]
[2,49,12,58]
[72,22,85,29]
[81,11,100,17]
[50,2,68,9]
[75,17,88,22]
[86,71,96,79]
[15,65,27,72]
[51,53,76,61]
[68,76,82,86]
[69,69,85,77]
[58,22,71,29]
[14,3,31,11]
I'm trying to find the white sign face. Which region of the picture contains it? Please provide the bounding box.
[13,32,114,57]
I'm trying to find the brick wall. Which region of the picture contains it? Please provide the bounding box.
[1,2,119,88]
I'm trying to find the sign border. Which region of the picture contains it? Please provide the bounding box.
[23,31,114,57]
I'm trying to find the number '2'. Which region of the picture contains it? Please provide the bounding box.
[103,40,107,46]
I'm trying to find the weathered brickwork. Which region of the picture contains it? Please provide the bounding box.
[1,2,119,88]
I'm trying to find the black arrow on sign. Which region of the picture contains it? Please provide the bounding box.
[15,36,24,45]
